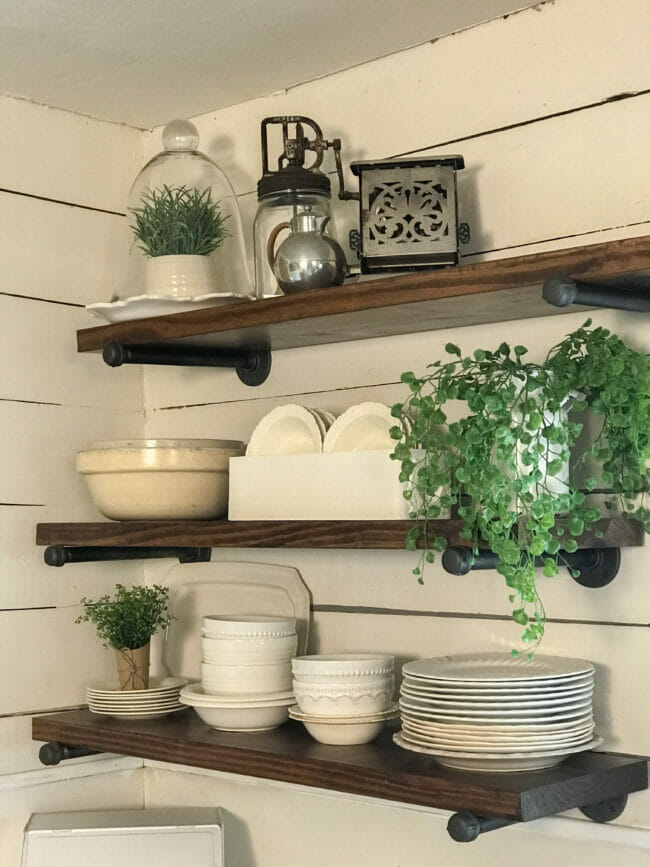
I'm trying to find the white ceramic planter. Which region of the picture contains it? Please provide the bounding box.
[144,254,217,297]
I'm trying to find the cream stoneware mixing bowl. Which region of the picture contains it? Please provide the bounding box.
[77,438,244,520]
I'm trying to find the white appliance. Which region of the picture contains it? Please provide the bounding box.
[22,808,223,867]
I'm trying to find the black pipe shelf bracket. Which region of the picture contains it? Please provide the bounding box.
[39,742,100,766]
[102,341,272,387]
[542,277,650,312]
[446,795,629,842]
[44,545,212,567]
[441,546,621,588]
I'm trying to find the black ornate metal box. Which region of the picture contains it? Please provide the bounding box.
[350,155,465,273]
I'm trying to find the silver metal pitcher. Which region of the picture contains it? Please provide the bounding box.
[267,213,348,295]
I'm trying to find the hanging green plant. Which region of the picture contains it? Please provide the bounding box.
[390,320,649,655]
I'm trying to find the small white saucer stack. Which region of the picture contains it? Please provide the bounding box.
[290,653,398,744]
[180,615,297,731]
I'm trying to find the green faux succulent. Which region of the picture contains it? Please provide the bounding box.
[130,184,229,257]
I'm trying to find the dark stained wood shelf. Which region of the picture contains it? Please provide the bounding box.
[35,514,644,550]
[77,235,650,353]
[32,709,648,822]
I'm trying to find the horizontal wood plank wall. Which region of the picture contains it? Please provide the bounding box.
[0,93,145,802]
[142,0,650,842]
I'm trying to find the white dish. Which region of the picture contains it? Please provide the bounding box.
[202,615,296,638]
[77,440,244,520]
[201,637,298,666]
[322,402,397,453]
[289,704,399,745]
[86,292,254,324]
[180,696,290,731]
[399,704,592,723]
[160,562,310,681]
[246,405,323,456]
[401,716,594,739]
[393,732,602,772]
[399,693,593,711]
[288,703,399,724]
[89,705,187,720]
[180,683,294,706]
[201,660,292,695]
[87,676,187,696]
[402,654,594,682]
[294,679,395,718]
[400,682,594,699]
[309,408,336,428]
[292,654,394,679]
[399,713,594,733]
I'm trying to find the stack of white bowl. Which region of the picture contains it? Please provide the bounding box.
[289,654,399,744]
[180,615,297,731]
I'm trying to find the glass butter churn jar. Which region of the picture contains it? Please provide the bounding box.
[125,118,253,301]
[253,116,346,299]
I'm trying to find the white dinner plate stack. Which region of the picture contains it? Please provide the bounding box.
[87,676,187,719]
[394,653,601,772]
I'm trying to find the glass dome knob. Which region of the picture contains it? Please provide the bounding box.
[162,118,200,152]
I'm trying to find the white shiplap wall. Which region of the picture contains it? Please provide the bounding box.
[0,94,145,862]
[141,0,650,861]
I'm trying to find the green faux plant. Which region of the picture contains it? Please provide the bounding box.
[129,184,229,257]
[76,584,174,650]
[390,320,649,654]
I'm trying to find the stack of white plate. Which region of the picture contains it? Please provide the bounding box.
[394,653,601,772]
[87,676,187,720]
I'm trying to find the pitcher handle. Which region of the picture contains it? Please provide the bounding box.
[266,221,290,270]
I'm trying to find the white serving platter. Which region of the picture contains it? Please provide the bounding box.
[87,292,254,323]
[160,561,310,681]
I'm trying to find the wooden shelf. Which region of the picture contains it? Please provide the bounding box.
[77,235,650,353]
[32,709,648,822]
[35,515,644,550]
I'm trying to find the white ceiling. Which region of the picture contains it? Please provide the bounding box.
[0,0,535,128]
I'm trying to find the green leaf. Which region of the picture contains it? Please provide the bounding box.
[514,345,528,357]
[445,342,461,356]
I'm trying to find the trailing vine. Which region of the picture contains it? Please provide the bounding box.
[390,321,649,655]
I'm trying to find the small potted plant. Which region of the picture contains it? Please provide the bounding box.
[129,184,230,298]
[391,320,649,655]
[76,584,174,690]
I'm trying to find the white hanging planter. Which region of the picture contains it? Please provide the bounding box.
[144,254,217,298]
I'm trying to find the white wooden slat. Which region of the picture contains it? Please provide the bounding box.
[146,766,650,862]
[0,295,142,409]
[142,0,650,199]
[0,402,142,507]
[144,541,649,629]
[0,505,142,610]
[322,95,650,269]
[0,768,142,867]
[0,191,131,306]
[310,611,649,756]
[0,608,121,716]
[0,94,143,213]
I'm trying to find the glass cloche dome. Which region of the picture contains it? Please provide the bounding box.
[123,119,253,301]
